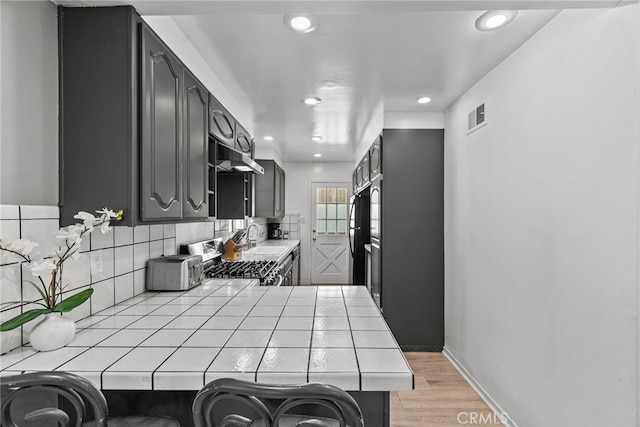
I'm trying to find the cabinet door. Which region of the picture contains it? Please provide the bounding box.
[236,123,253,155]
[209,94,235,148]
[362,154,370,187]
[245,174,255,218]
[183,69,209,218]
[140,25,183,221]
[278,166,286,216]
[274,165,282,216]
[369,135,382,180]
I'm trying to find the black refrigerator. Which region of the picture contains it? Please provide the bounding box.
[349,189,370,285]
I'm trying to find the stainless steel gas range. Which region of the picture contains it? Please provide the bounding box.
[181,238,284,286]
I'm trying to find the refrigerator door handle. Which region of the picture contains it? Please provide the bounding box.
[348,200,356,258]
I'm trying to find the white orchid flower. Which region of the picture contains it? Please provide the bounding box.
[96,207,118,220]
[27,259,56,277]
[99,221,112,234]
[70,251,83,261]
[7,239,39,256]
[74,211,97,229]
[55,226,83,247]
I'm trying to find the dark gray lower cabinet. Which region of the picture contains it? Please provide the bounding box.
[379,129,444,351]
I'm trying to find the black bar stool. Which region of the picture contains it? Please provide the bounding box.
[192,378,364,427]
[0,371,181,427]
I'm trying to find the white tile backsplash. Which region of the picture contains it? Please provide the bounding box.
[133,269,146,296]
[91,229,114,250]
[149,240,163,260]
[91,278,115,313]
[0,205,20,220]
[163,238,176,256]
[163,224,176,239]
[19,205,59,220]
[0,204,244,354]
[133,225,150,243]
[90,248,115,283]
[114,245,134,277]
[150,224,163,241]
[133,242,150,271]
[114,226,134,247]
[20,219,59,258]
[114,273,134,304]
[0,220,20,250]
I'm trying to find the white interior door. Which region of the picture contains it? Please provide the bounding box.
[310,182,351,284]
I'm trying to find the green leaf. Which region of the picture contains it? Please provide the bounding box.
[52,288,93,313]
[0,309,51,331]
[25,280,50,307]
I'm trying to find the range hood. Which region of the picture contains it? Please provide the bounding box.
[216,144,264,174]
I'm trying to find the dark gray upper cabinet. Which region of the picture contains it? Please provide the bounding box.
[58,6,141,226]
[216,172,254,219]
[58,6,209,225]
[235,123,253,155]
[183,68,209,219]
[209,94,235,148]
[140,24,183,221]
[255,160,285,218]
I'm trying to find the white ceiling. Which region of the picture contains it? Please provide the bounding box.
[52,1,629,162]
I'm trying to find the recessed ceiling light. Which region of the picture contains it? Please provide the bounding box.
[475,10,517,31]
[310,136,324,142]
[284,14,318,33]
[263,136,274,141]
[417,96,432,104]
[314,153,322,158]
[302,96,322,106]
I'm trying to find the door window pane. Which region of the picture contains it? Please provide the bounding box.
[316,220,326,234]
[337,188,347,203]
[337,204,347,220]
[327,188,336,203]
[327,220,336,235]
[337,220,347,235]
[317,188,326,204]
[316,205,326,220]
[326,204,337,219]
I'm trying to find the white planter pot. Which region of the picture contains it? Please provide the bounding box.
[29,313,76,352]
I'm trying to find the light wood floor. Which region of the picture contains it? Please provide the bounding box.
[391,353,502,427]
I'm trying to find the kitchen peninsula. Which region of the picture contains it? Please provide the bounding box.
[0,280,413,427]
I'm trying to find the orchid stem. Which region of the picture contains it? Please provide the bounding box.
[49,269,57,309]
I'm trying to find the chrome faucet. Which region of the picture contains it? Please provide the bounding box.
[245,223,264,248]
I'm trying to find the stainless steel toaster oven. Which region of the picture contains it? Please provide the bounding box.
[146,254,204,291]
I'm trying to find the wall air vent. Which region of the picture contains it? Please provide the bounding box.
[467,103,487,134]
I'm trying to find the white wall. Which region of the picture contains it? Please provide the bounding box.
[353,112,445,167]
[283,161,353,284]
[0,0,58,205]
[444,5,639,427]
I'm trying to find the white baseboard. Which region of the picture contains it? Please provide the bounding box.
[442,347,517,427]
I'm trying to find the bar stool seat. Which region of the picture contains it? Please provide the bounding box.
[1,371,181,427]
[192,378,363,427]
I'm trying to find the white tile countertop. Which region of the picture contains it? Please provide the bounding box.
[0,279,413,392]
[240,239,299,263]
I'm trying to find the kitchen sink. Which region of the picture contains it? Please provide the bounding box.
[243,245,288,254]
